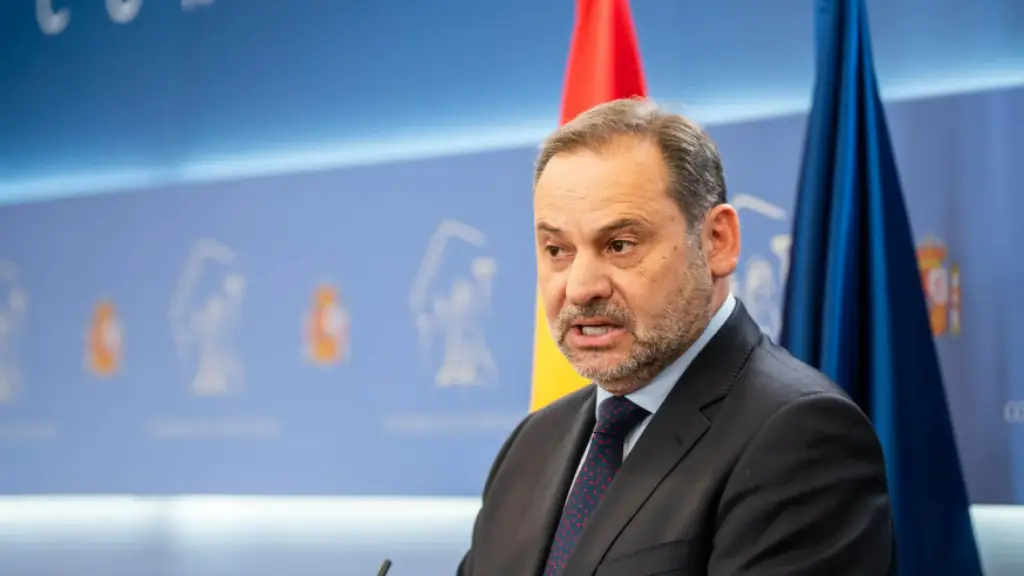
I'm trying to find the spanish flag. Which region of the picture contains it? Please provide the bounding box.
[528,0,648,412]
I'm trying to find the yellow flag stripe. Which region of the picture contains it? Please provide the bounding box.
[529,288,591,411]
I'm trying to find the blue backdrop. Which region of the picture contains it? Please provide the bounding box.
[3,0,1024,203]
[0,150,536,495]
[1,84,1022,503]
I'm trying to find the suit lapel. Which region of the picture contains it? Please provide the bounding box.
[523,388,597,576]
[562,303,763,576]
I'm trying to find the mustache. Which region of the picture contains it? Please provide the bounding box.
[556,302,634,336]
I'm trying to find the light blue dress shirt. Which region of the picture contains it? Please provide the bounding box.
[571,293,738,483]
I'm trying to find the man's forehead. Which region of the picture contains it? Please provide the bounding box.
[532,137,680,232]
[533,177,676,232]
[536,143,667,198]
[538,137,662,178]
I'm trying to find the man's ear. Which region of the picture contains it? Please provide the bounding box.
[701,204,741,278]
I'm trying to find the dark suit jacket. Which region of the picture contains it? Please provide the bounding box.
[458,302,896,576]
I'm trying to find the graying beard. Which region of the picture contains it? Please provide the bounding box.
[570,243,713,392]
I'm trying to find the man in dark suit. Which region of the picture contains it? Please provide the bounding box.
[458,98,896,576]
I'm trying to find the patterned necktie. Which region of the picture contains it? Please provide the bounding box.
[543,396,650,576]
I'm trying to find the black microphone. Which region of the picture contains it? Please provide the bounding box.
[376,559,393,576]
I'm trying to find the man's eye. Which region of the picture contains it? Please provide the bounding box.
[609,240,634,253]
[545,245,562,257]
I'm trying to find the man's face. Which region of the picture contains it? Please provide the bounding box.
[533,137,715,394]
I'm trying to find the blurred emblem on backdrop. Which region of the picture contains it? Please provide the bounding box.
[169,239,246,397]
[730,193,792,340]
[917,235,962,338]
[410,219,498,389]
[0,258,27,404]
[305,283,350,367]
[85,299,123,377]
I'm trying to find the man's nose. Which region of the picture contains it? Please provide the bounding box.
[564,254,613,306]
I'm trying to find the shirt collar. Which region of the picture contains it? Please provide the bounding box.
[595,292,738,416]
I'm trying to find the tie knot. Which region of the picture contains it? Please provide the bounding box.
[594,396,649,440]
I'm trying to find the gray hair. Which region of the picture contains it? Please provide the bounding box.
[534,97,727,230]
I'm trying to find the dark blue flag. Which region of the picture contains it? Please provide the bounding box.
[780,0,985,574]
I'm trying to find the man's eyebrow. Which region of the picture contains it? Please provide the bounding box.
[597,218,649,235]
[535,218,651,236]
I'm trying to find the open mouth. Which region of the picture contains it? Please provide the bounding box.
[567,318,627,347]
[574,324,620,336]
